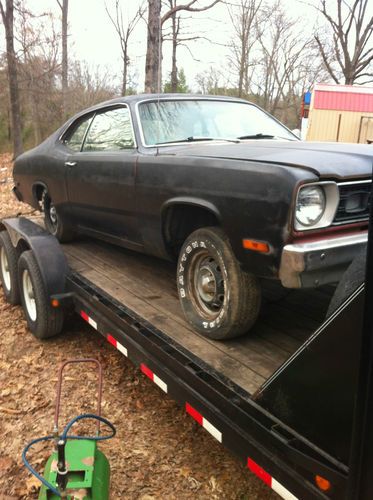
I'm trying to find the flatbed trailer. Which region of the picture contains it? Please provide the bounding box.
[1,215,372,499]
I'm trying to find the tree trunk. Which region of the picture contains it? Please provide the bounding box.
[145,0,162,93]
[122,51,128,95]
[61,0,69,118]
[0,0,23,157]
[170,12,178,92]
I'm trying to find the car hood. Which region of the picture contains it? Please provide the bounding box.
[161,140,373,180]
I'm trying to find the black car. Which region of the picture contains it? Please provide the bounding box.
[11,94,372,339]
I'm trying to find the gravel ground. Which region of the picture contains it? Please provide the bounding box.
[0,153,277,499]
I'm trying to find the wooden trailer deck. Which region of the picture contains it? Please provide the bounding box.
[62,238,332,396]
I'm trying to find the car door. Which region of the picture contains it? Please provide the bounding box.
[65,105,139,244]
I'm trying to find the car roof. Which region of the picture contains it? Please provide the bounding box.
[75,93,250,116]
[106,93,248,104]
[65,94,253,127]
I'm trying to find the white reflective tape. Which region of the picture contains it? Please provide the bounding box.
[116,342,128,357]
[153,374,168,393]
[88,317,97,330]
[202,418,222,443]
[272,478,298,500]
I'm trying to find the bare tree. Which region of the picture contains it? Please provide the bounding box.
[0,0,23,156]
[166,0,180,92]
[163,0,213,92]
[145,0,220,93]
[195,65,229,94]
[253,1,316,127]
[106,1,145,96]
[227,0,262,98]
[56,0,68,117]
[17,7,61,145]
[314,0,373,84]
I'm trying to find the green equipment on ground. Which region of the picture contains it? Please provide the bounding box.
[22,358,116,499]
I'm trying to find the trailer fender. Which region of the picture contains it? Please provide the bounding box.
[0,217,68,297]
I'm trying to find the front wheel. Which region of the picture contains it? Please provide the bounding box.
[177,227,261,340]
[18,250,64,339]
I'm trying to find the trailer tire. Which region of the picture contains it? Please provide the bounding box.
[42,190,74,243]
[177,227,261,340]
[18,250,64,339]
[0,231,21,305]
[327,249,366,317]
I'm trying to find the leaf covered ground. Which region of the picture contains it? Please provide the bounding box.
[0,153,277,499]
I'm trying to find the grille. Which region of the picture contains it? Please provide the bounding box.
[334,181,371,224]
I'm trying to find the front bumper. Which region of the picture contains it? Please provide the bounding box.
[279,232,368,288]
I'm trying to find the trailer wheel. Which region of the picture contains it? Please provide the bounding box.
[327,250,366,317]
[0,231,21,304]
[18,250,64,339]
[0,231,21,305]
[177,227,261,340]
[42,190,74,243]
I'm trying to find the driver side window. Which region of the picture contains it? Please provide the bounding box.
[83,107,135,152]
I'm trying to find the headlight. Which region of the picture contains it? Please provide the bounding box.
[296,185,326,227]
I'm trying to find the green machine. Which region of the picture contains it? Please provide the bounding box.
[23,359,116,499]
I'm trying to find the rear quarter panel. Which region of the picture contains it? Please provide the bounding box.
[13,135,71,217]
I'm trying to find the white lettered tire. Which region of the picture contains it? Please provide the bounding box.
[177,227,261,340]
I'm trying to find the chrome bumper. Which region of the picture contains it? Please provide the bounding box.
[279,232,368,288]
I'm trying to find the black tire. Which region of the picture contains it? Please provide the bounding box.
[177,227,261,340]
[0,231,21,305]
[42,189,74,243]
[327,249,366,317]
[18,250,64,339]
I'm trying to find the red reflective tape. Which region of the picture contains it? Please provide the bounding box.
[107,334,117,347]
[185,403,203,425]
[247,458,272,487]
[80,310,89,322]
[140,363,154,381]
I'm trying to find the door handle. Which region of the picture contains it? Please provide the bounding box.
[65,161,77,167]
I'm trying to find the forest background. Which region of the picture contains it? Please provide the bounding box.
[0,0,372,155]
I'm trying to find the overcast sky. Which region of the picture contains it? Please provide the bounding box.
[1,0,361,91]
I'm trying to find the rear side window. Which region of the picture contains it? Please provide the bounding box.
[63,115,92,151]
[83,107,135,152]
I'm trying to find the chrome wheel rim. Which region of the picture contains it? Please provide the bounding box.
[189,251,225,319]
[48,203,58,232]
[49,205,58,226]
[0,247,11,291]
[22,270,37,321]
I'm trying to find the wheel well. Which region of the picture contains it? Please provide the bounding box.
[33,184,46,208]
[163,204,219,258]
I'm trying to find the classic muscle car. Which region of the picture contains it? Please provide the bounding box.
[10,94,372,339]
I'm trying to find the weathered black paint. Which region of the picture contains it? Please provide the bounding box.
[13,94,373,279]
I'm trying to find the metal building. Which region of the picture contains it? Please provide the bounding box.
[305,84,373,144]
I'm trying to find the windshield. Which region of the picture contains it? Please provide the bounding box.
[138,99,297,146]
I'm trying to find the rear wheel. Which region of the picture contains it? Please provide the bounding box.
[42,190,74,243]
[177,227,261,340]
[0,231,21,304]
[18,250,64,339]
